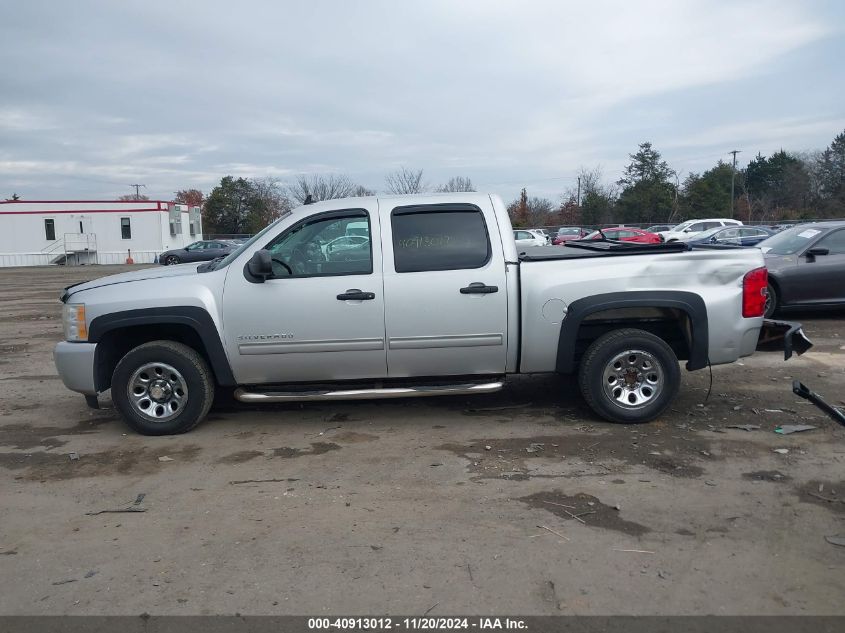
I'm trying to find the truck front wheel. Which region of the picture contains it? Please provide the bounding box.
[578,328,680,424]
[112,340,215,435]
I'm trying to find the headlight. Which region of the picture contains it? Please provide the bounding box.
[63,304,88,341]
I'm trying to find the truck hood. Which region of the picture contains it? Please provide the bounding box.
[61,263,200,301]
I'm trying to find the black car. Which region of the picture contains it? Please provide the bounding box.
[759,221,845,317]
[159,240,237,265]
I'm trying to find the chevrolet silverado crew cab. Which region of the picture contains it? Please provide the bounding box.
[54,193,809,435]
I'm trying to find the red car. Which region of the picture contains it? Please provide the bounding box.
[583,227,662,244]
[552,227,588,245]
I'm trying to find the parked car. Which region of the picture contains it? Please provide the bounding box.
[659,218,743,242]
[159,240,237,265]
[687,226,773,247]
[645,224,674,233]
[758,221,845,317]
[54,193,807,435]
[552,227,588,245]
[513,229,548,249]
[583,227,662,244]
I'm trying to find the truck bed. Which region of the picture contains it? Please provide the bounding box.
[518,240,690,261]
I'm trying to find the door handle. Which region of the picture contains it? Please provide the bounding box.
[460,282,499,294]
[337,289,376,301]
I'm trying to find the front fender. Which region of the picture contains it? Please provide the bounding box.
[88,307,236,386]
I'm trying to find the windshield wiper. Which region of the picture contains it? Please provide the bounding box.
[198,256,225,273]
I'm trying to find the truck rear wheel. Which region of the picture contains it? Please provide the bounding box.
[578,328,680,424]
[112,340,214,435]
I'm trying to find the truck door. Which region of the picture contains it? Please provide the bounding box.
[221,204,387,384]
[380,199,509,378]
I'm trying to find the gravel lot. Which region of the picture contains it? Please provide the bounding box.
[1,264,843,615]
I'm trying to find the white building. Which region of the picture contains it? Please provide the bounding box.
[0,199,203,267]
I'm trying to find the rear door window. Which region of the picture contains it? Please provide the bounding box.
[391,205,491,273]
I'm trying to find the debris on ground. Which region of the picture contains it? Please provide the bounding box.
[793,380,845,427]
[85,507,147,516]
[68,452,79,461]
[726,424,761,432]
[229,478,300,485]
[134,493,146,505]
[825,535,845,547]
[773,448,790,455]
[775,424,817,435]
[537,524,570,541]
[465,403,532,413]
[84,570,97,578]
[157,456,174,462]
[51,579,77,585]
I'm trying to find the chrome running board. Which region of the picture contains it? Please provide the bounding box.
[234,381,503,403]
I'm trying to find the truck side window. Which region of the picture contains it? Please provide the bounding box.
[391,205,491,273]
[264,210,372,278]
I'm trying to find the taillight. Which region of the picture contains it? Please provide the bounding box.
[742,267,768,318]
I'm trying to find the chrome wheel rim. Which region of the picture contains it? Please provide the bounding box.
[165,256,179,265]
[602,349,663,409]
[128,362,188,421]
[764,289,774,316]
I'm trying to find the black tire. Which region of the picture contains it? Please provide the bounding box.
[764,283,777,318]
[577,328,680,424]
[112,340,214,435]
[165,255,181,265]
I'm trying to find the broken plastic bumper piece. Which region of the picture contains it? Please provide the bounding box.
[755,319,813,361]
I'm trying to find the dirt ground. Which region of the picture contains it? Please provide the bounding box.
[0,264,843,615]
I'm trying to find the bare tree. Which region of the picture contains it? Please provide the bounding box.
[436,176,475,192]
[350,184,375,197]
[385,167,427,194]
[288,174,362,204]
[250,177,291,225]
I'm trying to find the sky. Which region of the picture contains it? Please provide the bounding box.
[1,0,844,204]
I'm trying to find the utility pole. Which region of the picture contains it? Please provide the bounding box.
[728,150,741,216]
[128,183,146,200]
[576,176,581,207]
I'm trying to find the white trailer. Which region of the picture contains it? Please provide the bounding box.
[0,200,202,267]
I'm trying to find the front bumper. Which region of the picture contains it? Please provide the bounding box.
[53,341,98,395]
[756,319,813,360]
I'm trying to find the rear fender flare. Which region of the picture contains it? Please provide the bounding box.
[555,291,709,373]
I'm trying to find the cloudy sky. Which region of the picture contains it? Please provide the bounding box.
[1,0,844,203]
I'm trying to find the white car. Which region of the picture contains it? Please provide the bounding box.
[513,229,548,249]
[660,218,743,242]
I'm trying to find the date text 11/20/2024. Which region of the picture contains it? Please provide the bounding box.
[307,617,527,630]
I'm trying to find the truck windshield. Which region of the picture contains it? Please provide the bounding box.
[199,212,291,272]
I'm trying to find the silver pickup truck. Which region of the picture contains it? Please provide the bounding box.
[54,193,809,435]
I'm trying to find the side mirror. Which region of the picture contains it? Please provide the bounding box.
[184,247,190,251]
[806,247,829,260]
[709,236,718,243]
[246,249,272,281]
